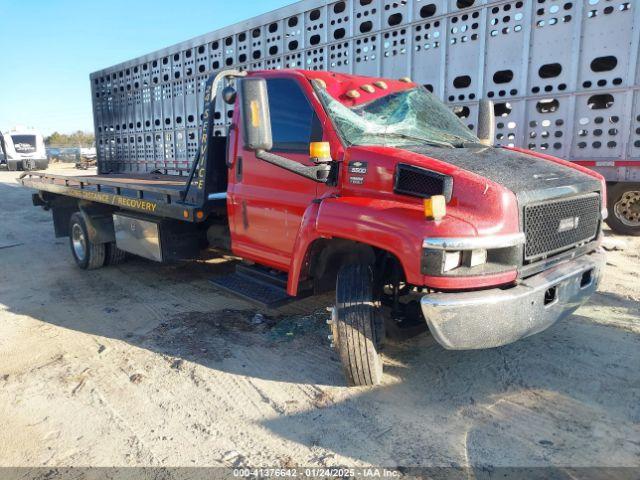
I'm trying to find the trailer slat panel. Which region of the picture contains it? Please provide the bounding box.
[89,0,640,182]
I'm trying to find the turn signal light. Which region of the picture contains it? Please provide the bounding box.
[310,142,331,160]
[424,195,446,221]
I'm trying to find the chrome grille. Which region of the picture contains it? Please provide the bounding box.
[524,193,600,261]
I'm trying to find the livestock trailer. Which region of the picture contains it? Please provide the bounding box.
[89,0,640,234]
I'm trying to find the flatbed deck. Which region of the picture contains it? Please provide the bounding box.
[19,170,211,221]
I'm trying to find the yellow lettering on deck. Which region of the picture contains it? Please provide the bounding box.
[62,188,158,213]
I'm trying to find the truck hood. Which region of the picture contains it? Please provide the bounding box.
[404,145,602,205]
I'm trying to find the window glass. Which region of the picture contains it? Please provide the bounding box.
[11,135,38,154]
[266,78,321,152]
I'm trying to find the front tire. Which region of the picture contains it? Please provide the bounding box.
[606,183,640,236]
[69,212,106,270]
[332,263,384,386]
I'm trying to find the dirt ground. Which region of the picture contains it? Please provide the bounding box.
[0,166,638,469]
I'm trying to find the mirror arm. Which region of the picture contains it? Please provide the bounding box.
[255,149,331,183]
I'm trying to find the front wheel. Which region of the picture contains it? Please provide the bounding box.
[606,183,640,236]
[331,263,384,386]
[69,212,106,270]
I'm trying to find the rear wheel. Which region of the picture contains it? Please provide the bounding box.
[69,213,106,270]
[105,242,127,266]
[331,263,384,386]
[606,183,640,236]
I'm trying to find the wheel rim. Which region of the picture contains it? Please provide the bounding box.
[614,190,640,227]
[71,223,87,261]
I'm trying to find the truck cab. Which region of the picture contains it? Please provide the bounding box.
[2,127,48,171]
[22,69,607,386]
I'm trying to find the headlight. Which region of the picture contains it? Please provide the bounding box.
[468,249,488,267]
[443,251,462,272]
[438,249,487,273]
[422,234,524,277]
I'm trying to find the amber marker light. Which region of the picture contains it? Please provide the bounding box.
[310,142,331,161]
[424,195,447,221]
[312,78,327,89]
[196,211,204,220]
[183,210,190,219]
[250,100,261,128]
[346,89,361,99]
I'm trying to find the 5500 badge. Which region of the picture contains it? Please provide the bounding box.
[348,161,368,175]
[348,161,368,185]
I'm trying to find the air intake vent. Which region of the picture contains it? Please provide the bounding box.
[394,164,453,201]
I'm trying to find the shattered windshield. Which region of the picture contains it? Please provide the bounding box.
[316,86,480,148]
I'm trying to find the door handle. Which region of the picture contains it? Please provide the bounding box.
[236,156,243,182]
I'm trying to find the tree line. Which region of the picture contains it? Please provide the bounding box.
[45,131,95,147]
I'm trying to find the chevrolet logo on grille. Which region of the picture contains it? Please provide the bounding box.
[558,216,580,233]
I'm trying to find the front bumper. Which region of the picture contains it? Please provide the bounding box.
[6,158,48,170]
[421,250,605,350]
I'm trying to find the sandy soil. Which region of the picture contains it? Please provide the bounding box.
[0,167,638,468]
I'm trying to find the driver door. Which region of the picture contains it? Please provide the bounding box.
[229,77,324,270]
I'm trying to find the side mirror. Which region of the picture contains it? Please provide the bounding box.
[477,99,495,147]
[239,78,273,151]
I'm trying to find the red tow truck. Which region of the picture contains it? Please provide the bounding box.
[21,69,606,386]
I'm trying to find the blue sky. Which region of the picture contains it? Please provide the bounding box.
[0,0,293,135]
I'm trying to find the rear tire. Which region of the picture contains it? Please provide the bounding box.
[69,213,106,270]
[332,263,384,387]
[105,242,127,266]
[606,183,640,236]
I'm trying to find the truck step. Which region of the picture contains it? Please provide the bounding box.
[235,263,288,289]
[210,266,311,309]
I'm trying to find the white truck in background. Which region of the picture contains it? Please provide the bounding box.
[1,127,48,171]
[0,134,6,166]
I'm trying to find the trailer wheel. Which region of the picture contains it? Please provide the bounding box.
[332,263,384,387]
[606,183,640,236]
[105,242,127,266]
[69,213,106,270]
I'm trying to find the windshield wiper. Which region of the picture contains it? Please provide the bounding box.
[452,141,488,148]
[375,132,455,149]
